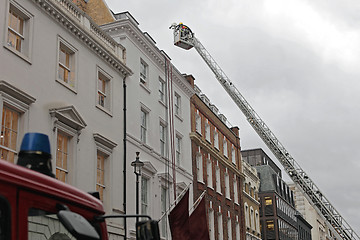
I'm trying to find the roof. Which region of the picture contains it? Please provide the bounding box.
[0,160,104,214]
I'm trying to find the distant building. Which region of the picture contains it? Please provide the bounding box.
[242,149,299,240]
[189,82,246,240]
[241,148,281,177]
[289,183,338,240]
[296,214,312,240]
[242,160,262,240]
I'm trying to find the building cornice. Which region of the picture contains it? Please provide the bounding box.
[31,0,132,76]
[101,19,195,98]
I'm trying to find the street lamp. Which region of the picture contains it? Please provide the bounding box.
[131,152,144,223]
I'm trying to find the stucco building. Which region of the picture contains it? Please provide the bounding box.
[0,0,132,238]
[100,11,195,239]
[242,160,262,240]
[188,82,246,240]
[289,183,338,240]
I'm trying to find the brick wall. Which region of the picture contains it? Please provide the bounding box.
[72,0,115,25]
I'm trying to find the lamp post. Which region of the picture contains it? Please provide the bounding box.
[131,152,144,223]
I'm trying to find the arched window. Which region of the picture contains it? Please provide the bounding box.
[244,203,250,228]
[250,207,255,230]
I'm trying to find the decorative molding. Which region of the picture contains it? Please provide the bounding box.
[31,0,132,76]
[101,19,195,97]
[0,80,36,106]
[49,105,86,131]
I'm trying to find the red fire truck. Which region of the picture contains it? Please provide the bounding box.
[0,133,159,240]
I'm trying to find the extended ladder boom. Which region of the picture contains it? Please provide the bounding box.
[170,23,359,240]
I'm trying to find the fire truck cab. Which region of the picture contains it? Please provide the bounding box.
[0,159,106,239]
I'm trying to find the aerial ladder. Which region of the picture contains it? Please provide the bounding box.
[170,23,359,240]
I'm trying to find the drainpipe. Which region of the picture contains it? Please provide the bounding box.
[123,75,127,239]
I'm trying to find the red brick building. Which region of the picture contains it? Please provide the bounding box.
[186,75,246,240]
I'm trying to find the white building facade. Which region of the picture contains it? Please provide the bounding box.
[242,160,262,240]
[101,12,195,239]
[0,0,132,238]
[289,183,339,240]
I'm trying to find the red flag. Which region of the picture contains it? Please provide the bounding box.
[189,196,210,240]
[168,190,190,240]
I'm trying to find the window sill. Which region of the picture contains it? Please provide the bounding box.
[197,180,205,184]
[96,105,113,117]
[216,191,222,196]
[4,45,32,64]
[56,79,77,94]
[140,82,151,94]
[158,100,167,108]
[207,186,214,190]
[175,113,183,122]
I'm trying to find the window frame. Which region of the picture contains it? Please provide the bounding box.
[50,106,86,185]
[174,92,181,117]
[93,133,116,209]
[140,108,148,144]
[225,171,230,199]
[196,152,203,183]
[55,130,70,183]
[159,122,167,157]
[140,59,148,85]
[195,111,201,134]
[158,77,166,105]
[4,0,34,63]
[0,106,20,163]
[216,165,221,194]
[56,36,78,93]
[205,120,210,142]
[175,134,182,166]
[223,137,228,158]
[213,129,219,150]
[0,81,35,164]
[141,177,150,216]
[206,156,213,188]
[96,66,113,115]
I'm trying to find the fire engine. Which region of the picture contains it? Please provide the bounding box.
[0,133,159,240]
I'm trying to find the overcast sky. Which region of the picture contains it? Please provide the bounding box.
[106,0,360,234]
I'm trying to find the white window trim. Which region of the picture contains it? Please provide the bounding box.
[140,59,148,85]
[140,104,150,144]
[225,171,230,199]
[195,111,201,134]
[56,35,78,93]
[207,157,213,189]
[214,129,219,150]
[94,133,116,211]
[158,77,166,106]
[217,212,223,240]
[175,133,182,166]
[216,165,221,194]
[0,81,35,160]
[174,92,181,117]
[231,146,236,165]
[4,0,34,64]
[205,120,210,142]
[196,152,204,183]
[159,120,167,158]
[223,137,228,158]
[96,66,113,116]
[50,105,86,185]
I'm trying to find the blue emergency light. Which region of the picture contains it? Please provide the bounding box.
[17,132,54,177]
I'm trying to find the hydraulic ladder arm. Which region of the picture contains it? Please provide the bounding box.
[170,23,359,240]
